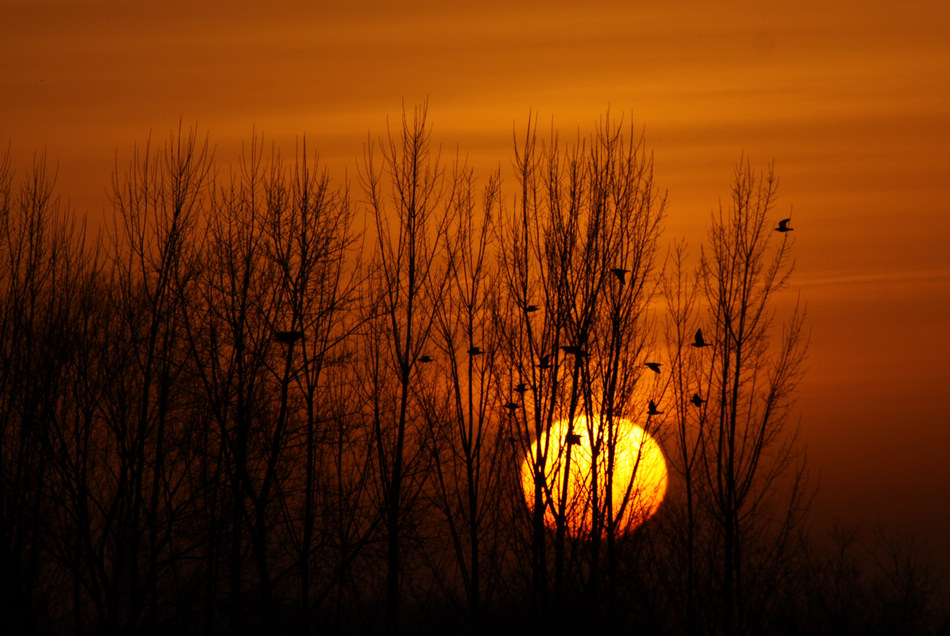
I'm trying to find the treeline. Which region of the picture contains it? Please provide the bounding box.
[0,106,945,635]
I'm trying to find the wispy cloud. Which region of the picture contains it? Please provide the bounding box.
[796,269,950,288]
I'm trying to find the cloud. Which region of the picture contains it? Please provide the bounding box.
[797,269,950,289]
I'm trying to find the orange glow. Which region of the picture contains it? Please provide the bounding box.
[520,416,667,537]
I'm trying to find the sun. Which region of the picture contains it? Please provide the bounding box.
[520,415,667,537]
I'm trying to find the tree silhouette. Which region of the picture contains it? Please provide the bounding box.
[358,102,454,634]
[3,110,949,636]
[497,113,666,629]
[659,160,810,635]
[423,162,507,634]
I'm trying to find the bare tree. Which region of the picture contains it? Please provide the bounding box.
[423,162,507,633]
[358,102,454,634]
[262,137,363,631]
[798,525,950,636]
[90,125,211,635]
[180,132,287,633]
[659,240,707,635]
[0,150,100,635]
[667,159,809,635]
[498,114,666,628]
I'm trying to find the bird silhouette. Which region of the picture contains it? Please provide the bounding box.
[468,346,483,356]
[691,329,710,348]
[513,382,528,393]
[566,432,582,445]
[418,354,434,363]
[561,345,589,357]
[648,400,663,416]
[503,402,519,412]
[645,362,661,374]
[611,267,629,285]
[525,304,539,313]
[691,393,705,407]
[274,330,304,344]
[538,354,551,369]
[776,218,793,232]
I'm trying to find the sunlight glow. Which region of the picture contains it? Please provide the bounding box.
[520,416,667,537]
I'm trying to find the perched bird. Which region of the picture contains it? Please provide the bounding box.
[538,354,551,369]
[513,382,528,394]
[561,345,589,357]
[565,432,582,445]
[468,346,484,356]
[645,362,662,374]
[776,218,793,233]
[274,330,304,344]
[525,304,540,313]
[503,402,519,412]
[691,393,705,407]
[611,267,629,285]
[647,400,663,416]
[691,329,710,348]
[418,355,434,363]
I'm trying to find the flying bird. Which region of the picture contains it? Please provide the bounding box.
[647,400,663,416]
[776,218,793,233]
[691,393,705,407]
[503,402,520,412]
[468,346,484,356]
[645,362,662,374]
[274,330,304,344]
[513,382,528,394]
[611,267,629,285]
[565,432,582,445]
[524,304,540,313]
[538,354,551,369]
[691,329,710,348]
[418,355,433,363]
[561,345,589,357]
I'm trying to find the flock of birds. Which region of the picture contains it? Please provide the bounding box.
[273,219,793,429]
[418,315,713,423]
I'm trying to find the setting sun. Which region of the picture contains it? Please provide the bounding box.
[520,416,668,537]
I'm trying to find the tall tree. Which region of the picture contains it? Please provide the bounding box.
[425,163,505,633]
[359,102,454,634]
[262,138,362,631]
[0,151,97,635]
[663,160,809,635]
[102,125,210,635]
[498,114,666,628]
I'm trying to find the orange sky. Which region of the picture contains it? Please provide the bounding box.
[4,0,950,571]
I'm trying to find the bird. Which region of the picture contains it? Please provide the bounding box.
[776,218,793,233]
[513,382,528,394]
[645,362,662,374]
[503,402,519,412]
[691,329,710,348]
[538,354,551,369]
[418,355,433,363]
[274,330,304,344]
[561,345,589,357]
[524,304,540,313]
[565,432,582,445]
[611,267,629,285]
[647,400,663,416]
[691,393,705,407]
[468,346,484,356]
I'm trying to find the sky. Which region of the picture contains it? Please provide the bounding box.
[3,0,950,574]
